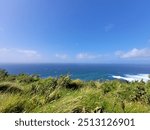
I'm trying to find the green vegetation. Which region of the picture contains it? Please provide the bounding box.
[0,69,150,113]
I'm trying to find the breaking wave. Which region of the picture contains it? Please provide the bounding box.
[112,74,150,82]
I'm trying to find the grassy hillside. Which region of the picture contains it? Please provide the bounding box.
[0,69,150,113]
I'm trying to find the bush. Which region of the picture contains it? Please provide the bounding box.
[67,79,84,89]
[130,85,146,102]
[88,81,97,88]
[0,82,22,93]
[17,73,39,84]
[30,77,57,95]
[2,100,25,113]
[0,69,8,80]
[57,75,71,88]
[6,75,16,81]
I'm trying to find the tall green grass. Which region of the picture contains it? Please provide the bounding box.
[0,69,150,113]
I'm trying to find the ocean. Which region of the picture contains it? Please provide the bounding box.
[0,64,150,82]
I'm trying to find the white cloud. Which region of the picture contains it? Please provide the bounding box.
[76,53,95,59]
[0,48,9,52]
[17,49,40,57]
[104,24,114,32]
[76,53,102,60]
[55,54,68,60]
[116,48,150,58]
[0,48,41,63]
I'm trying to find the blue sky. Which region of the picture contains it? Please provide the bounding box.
[0,0,150,63]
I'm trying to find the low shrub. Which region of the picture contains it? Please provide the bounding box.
[0,82,22,93]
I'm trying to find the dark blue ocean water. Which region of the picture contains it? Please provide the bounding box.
[0,64,150,80]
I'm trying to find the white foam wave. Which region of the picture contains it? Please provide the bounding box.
[112,74,150,82]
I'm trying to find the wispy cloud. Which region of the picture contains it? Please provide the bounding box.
[55,54,68,60]
[76,53,102,60]
[0,48,9,52]
[115,48,150,58]
[104,24,114,32]
[0,48,41,63]
[18,49,40,57]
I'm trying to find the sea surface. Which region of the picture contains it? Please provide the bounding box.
[0,64,150,82]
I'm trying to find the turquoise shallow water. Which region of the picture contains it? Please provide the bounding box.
[0,64,150,81]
